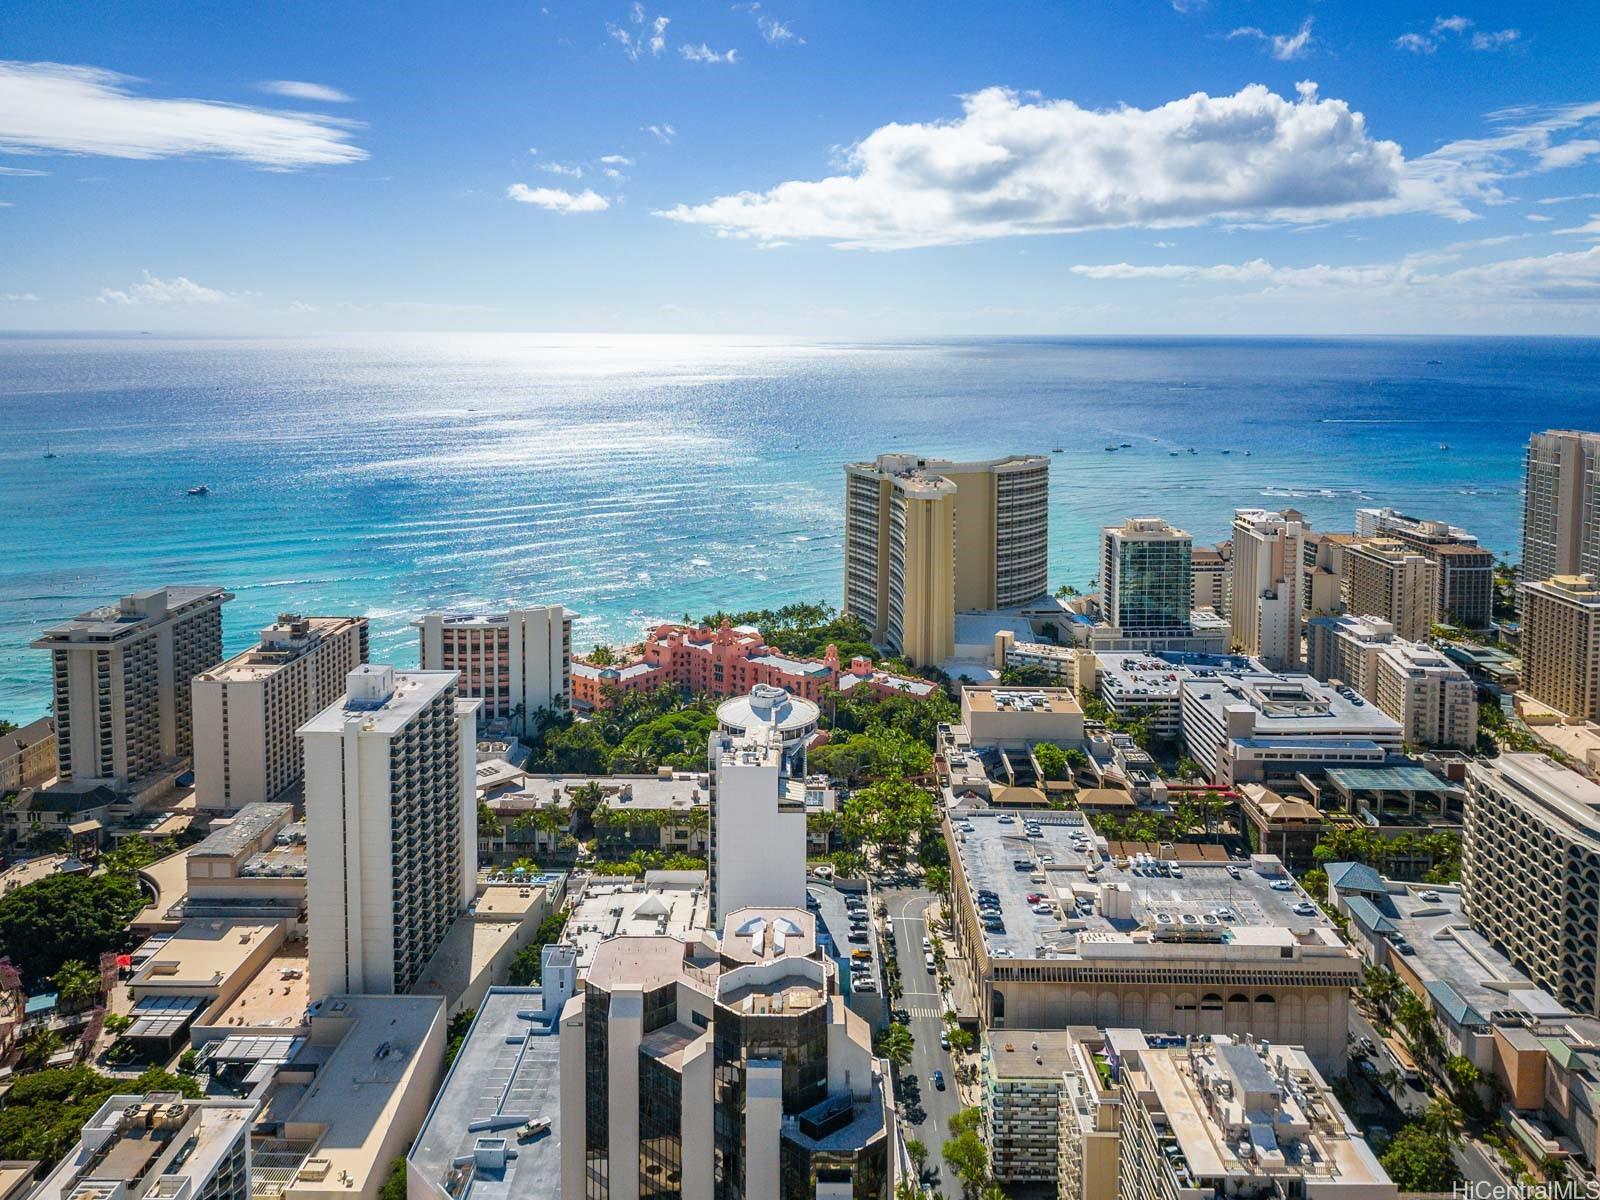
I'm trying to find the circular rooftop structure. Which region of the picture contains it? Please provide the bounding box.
[716,684,820,745]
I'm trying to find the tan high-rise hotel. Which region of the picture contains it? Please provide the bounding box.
[843,453,1049,666]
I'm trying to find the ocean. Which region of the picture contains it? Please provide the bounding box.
[3,333,1598,724]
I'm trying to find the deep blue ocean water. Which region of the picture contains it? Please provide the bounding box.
[3,333,1598,723]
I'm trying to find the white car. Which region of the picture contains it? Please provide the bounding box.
[922,936,932,952]
[993,947,1013,958]
[925,952,938,971]
[1031,903,1054,915]
[1270,879,1294,891]
[1293,902,1317,916]
[1418,890,1441,902]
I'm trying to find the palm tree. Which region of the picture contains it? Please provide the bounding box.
[52,959,102,1012]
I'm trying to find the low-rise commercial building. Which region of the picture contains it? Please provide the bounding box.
[945,811,1361,1070]
[1519,575,1600,722]
[182,801,307,927]
[1464,753,1600,1018]
[192,615,367,812]
[31,1094,257,1200]
[1236,784,1325,871]
[1328,864,1566,1072]
[1118,1035,1395,1200]
[407,973,573,1200]
[1179,668,1403,786]
[958,684,1085,749]
[1086,650,1260,742]
[562,870,711,974]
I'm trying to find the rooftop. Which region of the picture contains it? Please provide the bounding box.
[297,667,476,737]
[204,942,310,1031]
[195,616,364,684]
[1470,754,1600,843]
[951,811,1349,964]
[189,802,294,859]
[962,686,1082,716]
[129,919,279,992]
[265,994,445,1194]
[984,1029,1079,1080]
[564,871,710,973]
[1330,875,1564,1027]
[31,586,231,646]
[584,934,698,995]
[408,988,560,1200]
[1134,1038,1392,1190]
[1182,671,1402,737]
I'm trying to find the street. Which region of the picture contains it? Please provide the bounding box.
[1346,1002,1506,1190]
[882,887,964,1198]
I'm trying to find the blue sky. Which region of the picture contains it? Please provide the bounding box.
[2,0,1598,334]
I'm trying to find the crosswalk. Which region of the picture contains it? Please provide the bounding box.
[906,1006,945,1020]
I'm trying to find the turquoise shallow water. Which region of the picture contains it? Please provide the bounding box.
[3,333,1598,723]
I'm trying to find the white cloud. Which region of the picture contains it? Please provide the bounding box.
[603,167,627,180]
[643,123,675,143]
[600,154,633,166]
[540,161,584,178]
[258,80,352,103]
[0,165,49,176]
[1471,28,1520,51]
[1426,101,1600,177]
[757,16,802,44]
[1554,213,1600,239]
[1538,192,1600,205]
[1171,0,1207,11]
[608,4,669,60]
[1432,15,1474,34]
[1527,213,1554,221]
[0,292,38,301]
[0,61,366,168]
[1069,244,1600,305]
[506,183,610,212]
[1229,17,1314,61]
[656,83,1481,250]
[680,43,737,64]
[95,270,237,305]
[1395,33,1436,54]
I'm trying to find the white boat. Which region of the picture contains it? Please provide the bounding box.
[187,484,210,496]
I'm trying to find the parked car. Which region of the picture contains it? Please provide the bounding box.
[1418,890,1441,902]
[939,1031,950,1051]
[925,952,937,971]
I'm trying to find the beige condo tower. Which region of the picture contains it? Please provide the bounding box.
[843,452,1049,666]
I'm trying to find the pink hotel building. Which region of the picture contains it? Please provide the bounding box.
[570,619,939,709]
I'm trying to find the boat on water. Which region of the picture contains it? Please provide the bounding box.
[1169,450,1180,456]
[43,448,56,459]
[1439,442,1450,451]
[1220,449,1232,455]
[187,484,210,496]
[1426,358,1443,365]
[1119,441,1132,448]
[1187,448,1197,455]
[1052,447,1063,453]
[1104,445,1117,452]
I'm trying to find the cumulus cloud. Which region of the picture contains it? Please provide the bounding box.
[600,154,633,166]
[608,3,669,60]
[1395,33,1435,54]
[0,61,366,168]
[96,270,237,305]
[540,161,584,178]
[259,80,352,103]
[1070,245,1600,304]
[1229,17,1314,61]
[1433,15,1474,34]
[680,43,737,64]
[603,167,627,180]
[656,83,1478,250]
[1,292,39,301]
[506,183,610,212]
[643,123,675,144]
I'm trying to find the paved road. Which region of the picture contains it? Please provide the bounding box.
[883,888,963,1197]
[1346,1004,1505,1190]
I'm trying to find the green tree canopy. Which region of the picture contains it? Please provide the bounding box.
[1032,742,1069,781]
[0,870,144,987]
[1379,1123,1461,1192]
[0,1065,199,1168]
